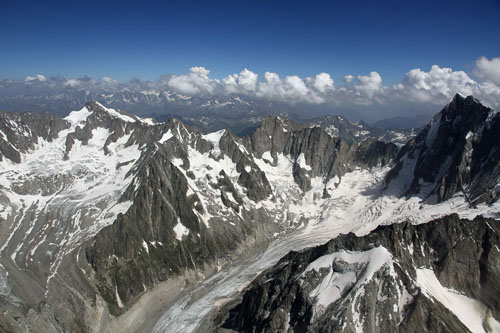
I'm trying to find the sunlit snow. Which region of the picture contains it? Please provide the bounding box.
[305,247,393,316]
[173,220,189,240]
[417,268,500,333]
[158,130,173,144]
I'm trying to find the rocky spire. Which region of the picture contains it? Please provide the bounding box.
[386,94,500,204]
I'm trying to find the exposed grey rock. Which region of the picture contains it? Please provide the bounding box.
[0,109,70,163]
[387,94,500,205]
[247,116,397,192]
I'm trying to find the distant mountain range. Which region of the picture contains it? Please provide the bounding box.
[0,88,325,120]
[0,87,427,132]
[0,88,422,146]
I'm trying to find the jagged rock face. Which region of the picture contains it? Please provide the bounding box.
[386,94,500,204]
[245,116,397,192]
[215,214,500,333]
[85,142,272,315]
[0,101,398,331]
[0,109,70,163]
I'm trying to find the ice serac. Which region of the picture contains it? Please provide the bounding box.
[215,214,500,333]
[386,94,500,205]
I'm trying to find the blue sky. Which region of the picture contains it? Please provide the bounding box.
[1,0,499,83]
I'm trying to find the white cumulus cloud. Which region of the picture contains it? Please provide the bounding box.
[337,71,386,106]
[9,57,500,119]
[160,62,500,110]
[236,69,258,92]
[25,74,47,82]
[284,76,308,99]
[222,73,239,93]
[476,80,500,109]
[256,72,285,99]
[396,65,477,104]
[32,57,494,111]
[474,56,500,85]
[344,74,354,84]
[356,72,383,98]
[189,66,211,78]
[311,73,334,93]
[221,69,259,93]
[167,66,216,94]
[64,78,81,87]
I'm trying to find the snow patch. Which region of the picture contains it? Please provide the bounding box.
[98,103,136,122]
[202,130,226,158]
[173,219,189,240]
[261,151,272,161]
[65,107,91,128]
[416,268,499,333]
[141,117,156,126]
[296,153,311,171]
[159,130,173,144]
[116,285,124,308]
[304,247,393,315]
[142,240,149,255]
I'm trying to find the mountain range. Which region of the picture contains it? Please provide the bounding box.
[0,87,427,133]
[0,94,498,332]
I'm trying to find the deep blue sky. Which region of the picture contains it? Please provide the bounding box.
[1,0,499,84]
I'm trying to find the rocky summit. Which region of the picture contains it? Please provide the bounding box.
[386,94,500,205]
[0,95,499,333]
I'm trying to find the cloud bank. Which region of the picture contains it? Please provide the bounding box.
[6,56,500,112]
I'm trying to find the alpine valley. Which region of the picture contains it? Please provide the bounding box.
[0,94,499,333]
